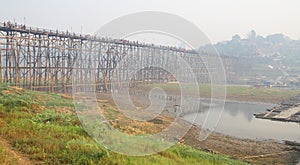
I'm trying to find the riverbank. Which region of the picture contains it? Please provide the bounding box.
[97,92,300,164]
[139,83,300,103]
[1,85,299,164]
[0,85,242,164]
[183,124,299,164]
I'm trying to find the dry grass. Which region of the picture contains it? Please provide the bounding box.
[0,84,243,165]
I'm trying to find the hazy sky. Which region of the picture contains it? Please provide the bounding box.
[1,0,300,43]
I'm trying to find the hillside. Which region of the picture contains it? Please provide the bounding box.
[0,85,242,165]
[200,31,300,86]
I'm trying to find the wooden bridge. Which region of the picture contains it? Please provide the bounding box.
[0,22,244,93]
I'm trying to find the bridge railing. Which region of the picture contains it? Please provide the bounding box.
[0,22,197,53]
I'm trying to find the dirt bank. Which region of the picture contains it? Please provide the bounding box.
[183,125,299,164]
[95,93,300,164]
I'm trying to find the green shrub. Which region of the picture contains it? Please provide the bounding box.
[33,110,79,126]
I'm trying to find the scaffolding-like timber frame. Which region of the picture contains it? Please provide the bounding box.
[0,22,241,93]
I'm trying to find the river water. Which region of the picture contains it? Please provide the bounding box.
[183,101,300,142]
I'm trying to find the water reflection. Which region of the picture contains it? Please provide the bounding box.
[183,101,300,142]
[223,102,268,122]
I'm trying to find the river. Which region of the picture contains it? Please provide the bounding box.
[183,101,300,142]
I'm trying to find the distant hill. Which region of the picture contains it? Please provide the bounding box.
[201,30,300,59]
[200,30,300,86]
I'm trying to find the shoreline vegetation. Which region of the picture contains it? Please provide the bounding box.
[0,84,299,164]
[139,83,300,103]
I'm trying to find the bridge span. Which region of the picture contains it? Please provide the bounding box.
[0,22,241,93]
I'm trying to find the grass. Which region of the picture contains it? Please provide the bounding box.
[141,83,300,103]
[0,84,244,165]
[0,146,19,165]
